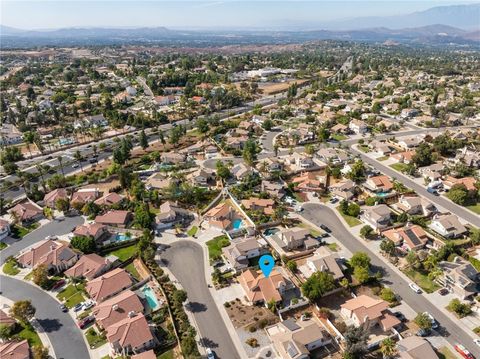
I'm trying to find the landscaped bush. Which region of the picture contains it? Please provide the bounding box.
[246,338,259,347]
[447,298,472,318]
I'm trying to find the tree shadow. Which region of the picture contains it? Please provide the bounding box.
[199,337,218,349]
[36,318,63,333]
[185,301,207,313]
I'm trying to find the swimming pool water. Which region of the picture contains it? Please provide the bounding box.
[115,233,131,242]
[233,219,243,230]
[142,285,160,311]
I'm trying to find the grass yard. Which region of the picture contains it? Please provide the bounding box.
[358,145,370,153]
[390,163,409,172]
[331,133,347,141]
[125,262,141,280]
[467,204,480,215]
[437,346,457,359]
[187,226,198,237]
[404,268,439,293]
[157,349,174,359]
[105,244,137,261]
[11,223,39,238]
[327,243,339,252]
[57,284,85,308]
[206,235,230,261]
[336,206,362,227]
[0,242,7,251]
[85,328,107,349]
[377,156,389,161]
[3,259,20,275]
[14,322,42,347]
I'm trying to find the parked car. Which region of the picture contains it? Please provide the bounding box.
[423,312,439,329]
[51,279,66,290]
[206,348,215,359]
[82,301,94,310]
[454,344,475,359]
[320,224,331,233]
[438,288,449,296]
[393,311,406,322]
[78,315,95,329]
[427,187,439,196]
[73,303,84,312]
[329,197,339,204]
[474,339,480,347]
[59,304,68,312]
[72,163,80,169]
[416,328,431,337]
[409,283,422,294]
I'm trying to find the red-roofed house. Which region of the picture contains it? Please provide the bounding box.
[95,210,133,228]
[10,201,43,225]
[93,290,144,330]
[44,188,69,208]
[73,222,109,242]
[106,313,155,356]
[94,192,124,207]
[238,268,292,305]
[0,339,30,359]
[131,350,157,359]
[71,188,99,205]
[17,239,79,273]
[64,253,113,280]
[241,198,275,215]
[203,203,234,230]
[86,268,134,302]
[382,224,429,251]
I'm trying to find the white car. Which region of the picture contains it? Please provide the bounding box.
[474,338,480,347]
[82,301,95,310]
[206,348,215,359]
[409,283,422,294]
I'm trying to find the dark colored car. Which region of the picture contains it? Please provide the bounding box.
[438,288,449,296]
[59,304,68,312]
[78,316,95,329]
[51,279,66,290]
[320,224,331,233]
[393,311,406,322]
[416,329,431,337]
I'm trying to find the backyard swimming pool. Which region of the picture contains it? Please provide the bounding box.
[114,233,131,242]
[233,219,244,230]
[142,285,160,311]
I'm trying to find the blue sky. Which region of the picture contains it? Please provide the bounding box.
[1,0,476,29]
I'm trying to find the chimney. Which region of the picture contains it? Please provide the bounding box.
[112,304,119,311]
[127,311,136,318]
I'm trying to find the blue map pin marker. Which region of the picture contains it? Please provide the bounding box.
[259,254,275,278]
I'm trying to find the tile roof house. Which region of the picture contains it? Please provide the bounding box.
[71,188,100,205]
[291,173,326,192]
[106,313,155,356]
[329,179,356,200]
[395,196,437,217]
[131,350,157,359]
[360,205,392,231]
[94,192,124,207]
[203,203,235,230]
[397,336,439,359]
[382,224,429,251]
[9,201,43,225]
[300,247,344,281]
[95,210,133,228]
[189,168,215,187]
[272,227,319,251]
[238,268,292,305]
[93,290,144,330]
[86,268,134,302]
[222,237,264,272]
[73,222,109,241]
[231,163,252,181]
[349,119,368,134]
[266,318,332,359]
[364,175,393,193]
[429,214,467,239]
[43,188,69,208]
[64,253,113,280]
[391,151,415,164]
[442,176,477,192]
[161,152,186,165]
[241,198,275,215]
[261,180,285,199]
[0,339,30,359]
[341,295,400,331]
[438,256,480,300]
[17,239,78,273]
[155,201,193,231]
[0,309,16,327]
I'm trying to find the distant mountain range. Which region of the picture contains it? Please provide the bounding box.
[1,4,479,48]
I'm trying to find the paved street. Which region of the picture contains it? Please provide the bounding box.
[300,202,480,357]
[0,275,90,359]
[157,240,240,359]
[350,145,480,227]
[0,216,84,264]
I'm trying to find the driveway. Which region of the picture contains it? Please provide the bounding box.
[0,275,90,359]
[301,203,480,357]
[157,241,240,359]
[0,216,84,264]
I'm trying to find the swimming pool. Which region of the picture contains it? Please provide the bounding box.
[142,285,160,311]
[376,191,390,197]
[114,233,131,242]
[232,219,243,230]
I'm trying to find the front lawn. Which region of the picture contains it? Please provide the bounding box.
[105,244,137,262]
[467,204,480,215]
[327,243,339,252]
[3,259,20,275]
[125,262,141,280]
[11,223,39,238]
[157,349,174,359]
[358,145,370,152]
[187,226,198,237]
[377,156,389,161]
[206,235,230,262]
[57,284,85,308]
[331,133,347,141]
[336,206,362,227]
[13,322,42,347]
[404,268,439,293]
[390,163,409,172]
[85,328,107,349]
[0,242,7,251]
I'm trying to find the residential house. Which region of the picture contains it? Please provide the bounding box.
[0,123,23,145]
[95,210,133,228]
[364,175,393,194]
[231,163,252,181]
[316,148,349,165]
[396,196,437,217]
[161,152,186,165]
[17,239,79,273]
[391,151,415,164]
[0,309,16,327]
[155,201,193,231]
[93,290,144,330]
[300,247,344,281]
[189,168,215,187]
[266,318,332,359]
[0,340,30,359]
[132,350,157,359]
[86,268,134,302]
[438,256,480,300]
[257,158,283,173]
[154,95,176,106]
[382,224,429,251]
[418,163,445,182]
[329,179,356,200]
[9,201,43,225]
[272,227,319,251]
[397,136,423,150]
[397,336,439,359]
[222,237,264,272]
[71,188,100,205]
[340,295,400,331]
[65,253,113,280]
[106,313,155,356]
[261,180,285,199]
[73,222,109,242]
[203,203,235,230]
[349,119,368,134]
[94,193,124,207]
[241,198,275,215]
[291,173,326,192]
[361,205,392,231]
[43,188,69,208]
[369,141,392,156]
[430,214,467,239]
[0,219,11,241]
[238,268,292,305]
[442,176,477,193]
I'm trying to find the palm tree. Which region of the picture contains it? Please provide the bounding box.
[380,338,397,359]
[73,150,84,172]
[57,156,65,178]
[35,164,47,193]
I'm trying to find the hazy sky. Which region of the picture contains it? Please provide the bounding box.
[1,0,477,29]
